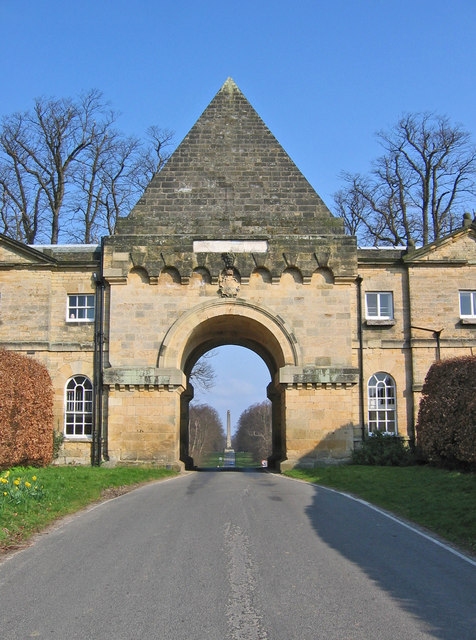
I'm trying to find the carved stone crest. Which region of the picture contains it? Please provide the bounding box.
[218,252,240,298]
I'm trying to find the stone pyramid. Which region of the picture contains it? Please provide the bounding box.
[116,78,343,238]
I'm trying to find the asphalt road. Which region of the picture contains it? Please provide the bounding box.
[0,470,475,640]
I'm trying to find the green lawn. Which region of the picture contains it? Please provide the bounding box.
[0,465,177,551]
[284,465,476,555]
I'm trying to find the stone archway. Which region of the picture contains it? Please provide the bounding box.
[157,298,300,372]
[157,299,300,470]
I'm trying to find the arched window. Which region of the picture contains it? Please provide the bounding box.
[65,376,93,438]
[367,372,397,434]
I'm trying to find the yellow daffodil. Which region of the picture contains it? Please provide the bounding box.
[32,475,37,481]
[13,479,20,486]
[25,481,31,488]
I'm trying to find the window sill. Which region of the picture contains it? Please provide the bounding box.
[63,436,92,442]
[460,318,476,325]
[365,319,396,326]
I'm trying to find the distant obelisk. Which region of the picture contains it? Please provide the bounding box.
[226,410,232,450]
[224,410,235,467]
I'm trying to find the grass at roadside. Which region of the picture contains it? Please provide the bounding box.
[0,465,177,552]
[284,465,476,555]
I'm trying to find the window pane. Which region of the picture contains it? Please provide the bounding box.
[379,293,392,317]
[366,292,393,318]
[65,416,74,435]
[460,291,476,316]
[460,292,471,315]
[366,293,378,316]
[67,294,95,322]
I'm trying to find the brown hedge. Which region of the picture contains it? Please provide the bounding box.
[416,355,476,468]
[0,350,54,469]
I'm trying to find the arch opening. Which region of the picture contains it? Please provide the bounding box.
[173,308,289,471]
[188,346,273,469]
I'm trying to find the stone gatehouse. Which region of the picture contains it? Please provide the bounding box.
[1,79,475,469]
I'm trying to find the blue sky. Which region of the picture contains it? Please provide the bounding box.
[2,0,475,431]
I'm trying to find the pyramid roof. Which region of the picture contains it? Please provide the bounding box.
[116,78,342,238]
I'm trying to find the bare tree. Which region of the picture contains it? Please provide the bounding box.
[70,131,143,242]
[92,126,174,240]
[136,126,174,190]
[233,401,272,463]
[189,404,225,465]
[334,113,476,246]
[0,90,108,243]
[189,351,217,393]
[0,160,38,242]
[0,90,174,244]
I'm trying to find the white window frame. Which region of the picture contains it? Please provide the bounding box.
[64,376,93,438]
[365,291,393,320]
[67,294,95,322]
[367,372,397,434]
[459,290,476,318]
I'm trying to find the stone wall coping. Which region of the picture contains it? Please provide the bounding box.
[103,367,185,387]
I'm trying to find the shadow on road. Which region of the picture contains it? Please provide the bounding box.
[303,482,476,640]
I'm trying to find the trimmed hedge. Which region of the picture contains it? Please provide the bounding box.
[0,350,54,469]
[416,355,476,469]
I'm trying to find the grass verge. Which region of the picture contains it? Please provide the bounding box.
[284,465,476,556]
[0,465,177,552]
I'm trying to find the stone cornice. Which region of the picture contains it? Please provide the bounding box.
[103,367,186,390]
